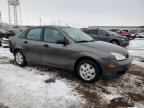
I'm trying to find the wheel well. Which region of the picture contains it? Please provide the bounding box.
[74,57,102,73]
[14,49,21,54]
[110,39,120,44]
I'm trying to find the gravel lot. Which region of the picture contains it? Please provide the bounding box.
[0,39,144,108]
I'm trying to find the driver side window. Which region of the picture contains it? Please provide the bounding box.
[44,28,64,44]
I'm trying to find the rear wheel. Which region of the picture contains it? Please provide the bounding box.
[14,50,26,67]
[76,60,101,83]
[0,40,1,46]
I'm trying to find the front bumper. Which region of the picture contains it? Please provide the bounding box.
[100,55,133,77]
[120,40,129,47]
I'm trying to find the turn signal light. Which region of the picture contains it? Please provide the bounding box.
[107,64,118,70]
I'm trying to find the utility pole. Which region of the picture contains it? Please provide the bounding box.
[39,18,41,26]
[19,5,22,26]
[8,2,11,27]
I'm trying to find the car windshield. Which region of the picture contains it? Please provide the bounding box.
[62,27,95,43]
[100,28,120,36]
[108,30,120,36]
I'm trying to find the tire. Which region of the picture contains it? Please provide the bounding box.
[110,40,119,45]
[127,36,131,40]
[14,50,26,67]
[0,41,1,46]
[76,60,101,83]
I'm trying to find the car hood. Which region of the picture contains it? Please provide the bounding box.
[79,41,128,56]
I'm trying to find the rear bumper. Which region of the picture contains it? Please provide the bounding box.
[1,40,9,48]
[101,56,133,77]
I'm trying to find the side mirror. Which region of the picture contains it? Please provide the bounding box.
[56,38,68,45]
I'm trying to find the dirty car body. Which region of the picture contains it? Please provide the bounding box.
[9,26,132,82]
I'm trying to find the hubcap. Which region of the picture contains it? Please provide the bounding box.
[15,52,23,65]
[79,63,96,81]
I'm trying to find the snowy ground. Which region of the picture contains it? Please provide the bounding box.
[0,38,144,108]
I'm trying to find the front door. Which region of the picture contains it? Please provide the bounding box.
[96,29,110,42]
[39,27,74,67]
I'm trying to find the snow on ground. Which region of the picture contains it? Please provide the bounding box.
[127,38,144,60]
[0,64,85,108]
[126,38,144,108]
[0,48,13,59]
[127,38,144,69]
[0,38,144,108]
[132,61,144,69]
[0,48,85,108]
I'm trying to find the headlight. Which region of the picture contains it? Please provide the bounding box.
[111,53,126,61]
[121,38,125,41]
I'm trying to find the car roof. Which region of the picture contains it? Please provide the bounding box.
[82,28,108,31]
[27,25,69,29]
[82,28,97,30]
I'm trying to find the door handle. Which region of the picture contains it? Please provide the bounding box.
[43,44,49,47]
[24,41,28,44]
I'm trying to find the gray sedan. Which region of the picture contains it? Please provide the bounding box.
[9,26,132,83]
[82,28,129,46]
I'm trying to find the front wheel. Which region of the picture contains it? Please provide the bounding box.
[14,50,26,67]
[76,60,101,83]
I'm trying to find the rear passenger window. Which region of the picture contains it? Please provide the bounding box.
[27,28,42,41]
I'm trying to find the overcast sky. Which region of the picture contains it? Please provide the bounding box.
[0,0,144,27]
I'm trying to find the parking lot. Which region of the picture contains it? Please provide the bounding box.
[0,39,144,108]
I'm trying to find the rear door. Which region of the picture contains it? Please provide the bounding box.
[21,27,43,63]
